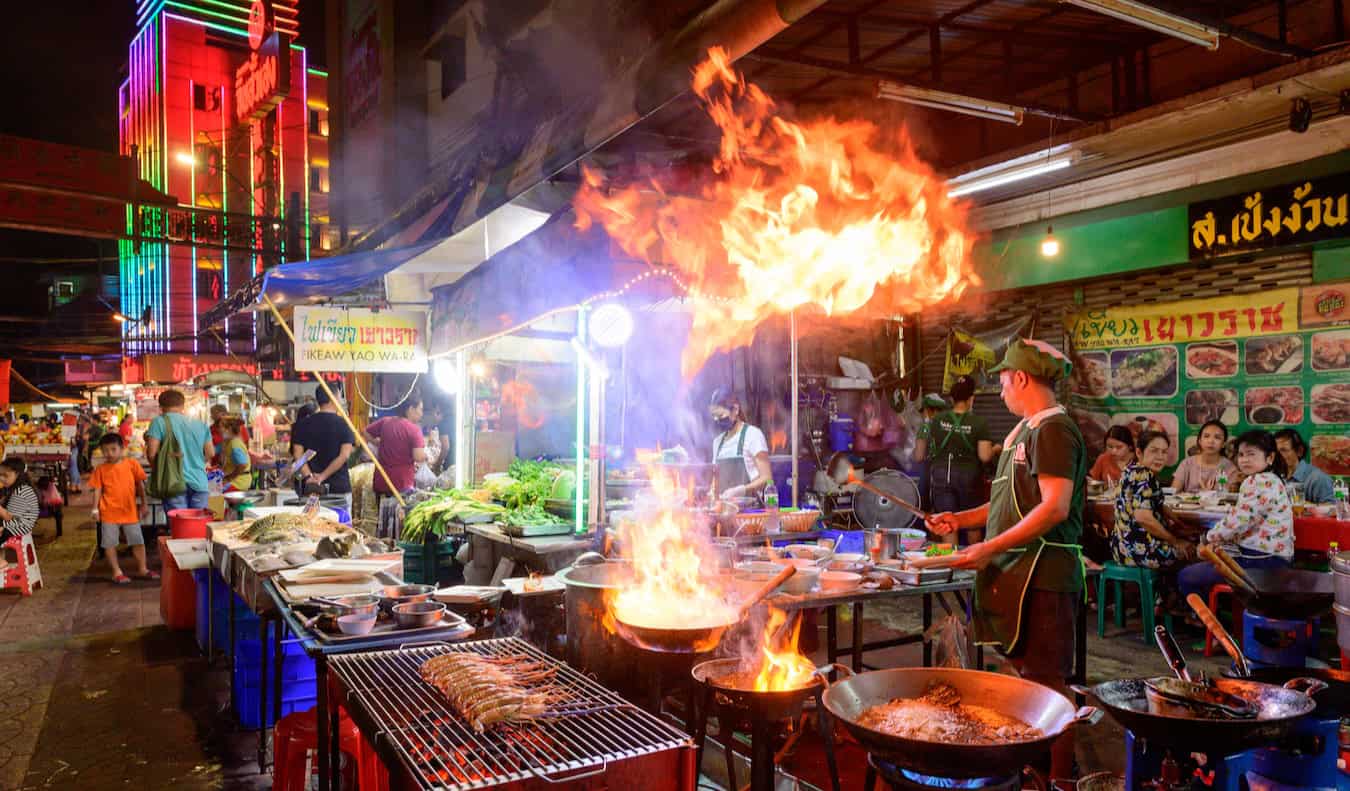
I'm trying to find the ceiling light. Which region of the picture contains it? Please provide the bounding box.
[588,303,633,348]
[432,358,458,393]
[1041,226,1061,258]
[876,81,1025,125]
[468,354,490,379]
[112,312,128,323]
[1062,0,1219,50]
[947,144,1078,198]
[174,151,198,167]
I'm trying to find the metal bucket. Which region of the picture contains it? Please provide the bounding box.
[1332,551,1350,609]
[557,561,647,695]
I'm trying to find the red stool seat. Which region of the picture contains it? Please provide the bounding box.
[273,705,388,791]
[2,534,43,596]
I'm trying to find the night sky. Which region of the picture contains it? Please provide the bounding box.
[0,3,326,375]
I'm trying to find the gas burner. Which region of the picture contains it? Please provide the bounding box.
[867,755,1022,791]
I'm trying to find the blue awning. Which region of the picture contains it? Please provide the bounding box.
[257,238,445,306]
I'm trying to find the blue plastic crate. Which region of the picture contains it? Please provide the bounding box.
[233,637,315,687]
[236,686,316,729]
[193,569,257,656]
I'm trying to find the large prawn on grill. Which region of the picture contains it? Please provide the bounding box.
[419,653,560,732]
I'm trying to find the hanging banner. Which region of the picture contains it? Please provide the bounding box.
[942,315,1035,393]
[1064,282,1350,478]
[293,306,428,373]
[1067,287,1300,351]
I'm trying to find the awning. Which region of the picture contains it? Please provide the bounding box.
[256,239,445,307]
[428,210,676,355]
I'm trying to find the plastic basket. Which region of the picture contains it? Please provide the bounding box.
[398,539,457,586]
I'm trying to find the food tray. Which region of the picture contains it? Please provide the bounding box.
[877,565,954,586]
[502,521,575,538]
[449,512,496,525]
[313,611,473,644]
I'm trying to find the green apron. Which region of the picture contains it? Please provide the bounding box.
[973,407,1083,651]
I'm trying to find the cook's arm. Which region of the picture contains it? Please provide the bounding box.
[747,451,773,493]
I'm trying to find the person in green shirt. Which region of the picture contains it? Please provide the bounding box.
[928,339,1086,782]
[911,393,948,511]
[914,375,995,543]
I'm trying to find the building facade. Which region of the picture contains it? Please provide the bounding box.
[119,0,329,356]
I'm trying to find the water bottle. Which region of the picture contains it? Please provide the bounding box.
[1216,469,1229,493]
[1335,478,1350,520]
[1328,541,1340,574]
[763,484,780,534]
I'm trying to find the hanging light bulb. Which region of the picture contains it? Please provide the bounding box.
[1040,225,1061,258]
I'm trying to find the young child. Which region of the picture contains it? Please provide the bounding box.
[88,434,156,584]
[1178,429,1293,602]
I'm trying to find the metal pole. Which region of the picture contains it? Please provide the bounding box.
[261,294,405,506]
[790,310,799,508]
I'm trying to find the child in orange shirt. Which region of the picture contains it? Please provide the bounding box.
[89,434,155,584]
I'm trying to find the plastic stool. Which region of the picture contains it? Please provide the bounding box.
[272,705,386,791]
[1203,584,1235,657]
[1097,562,1172,640]
[1,534,43,596]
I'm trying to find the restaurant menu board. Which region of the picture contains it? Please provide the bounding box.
[1064,282,1350,478]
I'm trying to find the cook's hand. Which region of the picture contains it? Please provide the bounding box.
[926,512,960,536]
[720,485,747,501]
[949,541,999,570]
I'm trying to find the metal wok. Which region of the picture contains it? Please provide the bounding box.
[612,565,794,653]
[819,666,1098,779]
[1223,666,1350,718]
[1074,676,1322,752]
[1234,567,1333,619]
[692,657,825,720]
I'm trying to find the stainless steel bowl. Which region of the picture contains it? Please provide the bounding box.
[319,594,380,618]
[392,600,446,629]
[381,583,435,609]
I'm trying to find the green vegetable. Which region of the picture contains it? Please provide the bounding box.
[549,470,576,502]
[403,489,506,542]
[502,503,556,528]
[500,459,567,509]
[924,544,956,557]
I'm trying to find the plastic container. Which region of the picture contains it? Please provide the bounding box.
[235,686,316,729]
[233,629,318,728]
[398,539,458,586]
[193,569,257,655]
[168,508,213,539]
[828,416,855,453]
[158,535,197,631]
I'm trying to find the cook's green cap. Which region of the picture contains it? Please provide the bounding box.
[989,338,1072,381]
[920,393,947,410]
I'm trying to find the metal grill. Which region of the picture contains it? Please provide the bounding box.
[328,637,691,790]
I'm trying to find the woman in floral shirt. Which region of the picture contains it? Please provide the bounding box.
[1179,430,1294,602]
[1110,431,1195,569]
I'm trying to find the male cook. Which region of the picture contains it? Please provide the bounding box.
[928,339,1085,781]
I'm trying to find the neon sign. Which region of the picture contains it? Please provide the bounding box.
[234,30,290,123]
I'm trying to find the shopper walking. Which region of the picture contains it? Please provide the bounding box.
[364,394,428,499]
[145,389,215,511]
[291,387,357,507]
[89,434,155,584]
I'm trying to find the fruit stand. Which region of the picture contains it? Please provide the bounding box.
[1,421,71,535]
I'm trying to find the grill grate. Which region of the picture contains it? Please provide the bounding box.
[328,637,690,790]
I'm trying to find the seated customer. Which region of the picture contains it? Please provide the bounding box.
[1172,420,1238,493]
[1179,430,1294,601]
[1274,428,1335,504]
[1110,431,1194,569]
[1089,425,1135,486]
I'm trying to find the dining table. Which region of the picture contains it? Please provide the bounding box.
[1087,495,1350,552]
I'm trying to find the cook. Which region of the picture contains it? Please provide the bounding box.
[928,339,1085,782]
[709,389,773,503]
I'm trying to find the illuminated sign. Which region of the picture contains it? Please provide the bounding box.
[1189,172,1350,258]
[248,0,271,51]
[234,31,290,123]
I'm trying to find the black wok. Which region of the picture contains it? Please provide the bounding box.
[1236,567,1333,619]
[820,666,1099,779]
[1223,666,1350,718]
[1074,676,1322,752]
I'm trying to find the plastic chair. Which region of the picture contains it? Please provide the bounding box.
[272,705,387,791]
[1203,584,1235,657]
[1,534,43,596]
[1096,562,1172,640]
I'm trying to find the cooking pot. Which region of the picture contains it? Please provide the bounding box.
[557,560,647,695]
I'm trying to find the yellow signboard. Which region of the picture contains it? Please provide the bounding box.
[1065,287,1300,351]
[294,307,428,373]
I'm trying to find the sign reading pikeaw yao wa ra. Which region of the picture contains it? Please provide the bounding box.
[294,307,428,373]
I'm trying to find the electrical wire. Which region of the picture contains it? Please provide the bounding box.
[353,372,423,411]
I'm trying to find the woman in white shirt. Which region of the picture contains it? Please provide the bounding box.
[709,389,773,502]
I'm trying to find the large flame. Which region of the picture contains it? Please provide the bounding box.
[575,47,979,376]
[751,608,816,692]
[609,469,737,635]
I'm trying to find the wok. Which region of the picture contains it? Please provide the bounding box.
[1223,666,1350,718]
[1234,567,1333,619]
[1074,676,1322,752]
[820,666,1099,779]
[612,565,794,653]
[692,657,825,720]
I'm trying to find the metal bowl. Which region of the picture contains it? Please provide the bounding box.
[336,613,377,635]
[392,600,446,629]
[381,584,435,609]
[320,594,381,618]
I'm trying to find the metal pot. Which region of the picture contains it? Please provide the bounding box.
[392,600,447,629]
[557,561,645,694]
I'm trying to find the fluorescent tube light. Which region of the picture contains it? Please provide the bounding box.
[1062,0,1219,49]
[946,144,1078,198]
[876,81,1025,125]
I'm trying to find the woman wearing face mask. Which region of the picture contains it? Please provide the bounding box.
[1178,430,1294,602]
[709,389,773,503]
[1088,425,1135,486]
[1110,431,1194,570]
[1172,420,1237,493]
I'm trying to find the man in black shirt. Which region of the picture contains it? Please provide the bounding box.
[291,386,356,507]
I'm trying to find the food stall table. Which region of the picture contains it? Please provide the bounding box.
[1088,497,1350,552]
[264,577,477,791]
[463,523,593,581]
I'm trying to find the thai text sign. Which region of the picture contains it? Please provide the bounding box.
[1189,172,1350,258]
[294,307,428,373]
[235,31,290,123]
[1067,288,1299,351]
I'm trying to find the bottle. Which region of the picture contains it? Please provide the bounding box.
[1216,468,1229,494]
[763,484,780,534]
[1335,478,1350,521]
[1329,541,1340,573]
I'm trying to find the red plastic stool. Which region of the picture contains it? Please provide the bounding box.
[273,705,385,791]
[2,534,43,596]
[1203,584,1234,657]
